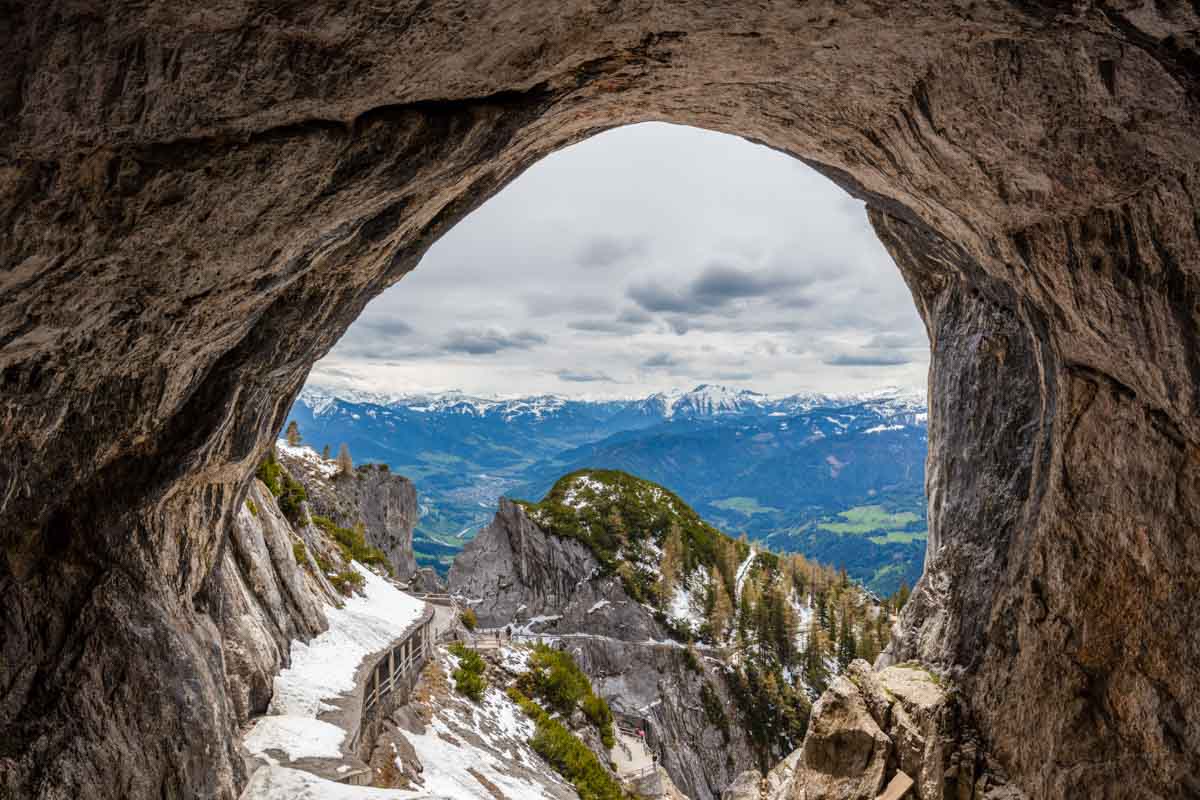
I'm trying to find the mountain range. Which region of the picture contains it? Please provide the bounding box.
[285,384,928,593]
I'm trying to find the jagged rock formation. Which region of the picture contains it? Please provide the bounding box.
[449,498,660,640]
[3,3,1200,798]
[752,661,1019,800]
[409,566,445,593]
[210,479,331,725]
[278,447,418,579]
[449,498,757,799]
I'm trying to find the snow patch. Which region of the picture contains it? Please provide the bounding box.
[242,564,424,766]
[734,547,758,600]
[275,440,338,478]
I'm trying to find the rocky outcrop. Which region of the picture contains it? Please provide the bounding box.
[764,661,1018,800]
[3,3,1200,798]
[409,566,445,593]
[449,498,662,640]
[209,479,331,724]
[449,500,756,799]
[279,449,418,579]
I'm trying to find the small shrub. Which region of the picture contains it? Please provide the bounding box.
[681,645,702,673]
[257,449,307,521]
[459,607,478,631]
[701,681,730,743]
[508,688,626,800]
[246,498,258,517]
[329,569,365,596]
[581,693,615,749]
[292,541,307,565]
[518,644,615,748]
[311,515,393,576]
[448,642,488,702]
[315,552,333,574]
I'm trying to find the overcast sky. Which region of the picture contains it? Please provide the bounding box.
[310,123,929,398]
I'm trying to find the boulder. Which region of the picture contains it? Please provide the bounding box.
[773,661,1020,800]
[723,769,764,800]
[790,676,891,800]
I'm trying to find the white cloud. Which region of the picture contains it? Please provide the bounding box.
[317,123,928,396]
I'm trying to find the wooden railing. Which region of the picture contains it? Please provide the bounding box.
[412,592,457,607]
[362,605,436,716]
[341,604,436,778]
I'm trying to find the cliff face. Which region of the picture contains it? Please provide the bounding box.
[449,498,659,641]
[278,447,418,579]
[449,498,756,800]
[210,478,332,725]
[3,3,1200,798]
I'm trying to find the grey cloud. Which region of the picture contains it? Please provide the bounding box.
[626,280,697,313]
[617,307,653,324]
[555,369,615,383]
[713,370,756,381]
[443,328,547,355]
[666,316,691,335]
[867,331,926,349]
[310,366,361,380]
[823,351,912,367]
[690,263,805,304]
[523,292,615,317]
[628,262,811,315]
[354,316,415,337]
[640,352,687,371]
[569,318,639,334]
[576,234,649,268]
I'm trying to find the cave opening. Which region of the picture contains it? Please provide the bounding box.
[296,121,932,598]
[3,4,1199,798]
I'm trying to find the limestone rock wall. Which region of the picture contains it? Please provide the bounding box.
[449,500,757,799]
[210,479,330,725]
[448,498,659,638]
[761,661,1018,800]
[2,2,1199,798]
[279,450,419,579]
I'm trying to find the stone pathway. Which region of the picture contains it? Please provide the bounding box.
[611,728,655,778]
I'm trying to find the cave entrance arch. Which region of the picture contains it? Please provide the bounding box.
[309,120,932,602]
[3,4,1199,799]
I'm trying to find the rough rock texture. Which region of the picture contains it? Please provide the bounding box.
[409,566,445,593]
[450,500,757,799]
[722,770,764,800]
[2,2,1200,798]
[210,479,330,724]
[279,451,419,579]
[574,637,758,800]
[793,675,892,800]
[772,661,1018,800]
[449,498,660,641]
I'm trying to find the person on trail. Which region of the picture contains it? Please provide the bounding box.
[505,624,512,641]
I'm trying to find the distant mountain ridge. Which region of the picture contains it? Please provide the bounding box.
[286,383,929,593]
[298,382,925,421]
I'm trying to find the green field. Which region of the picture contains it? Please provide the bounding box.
[818,505,920,535]
[711,496,781,516]
[868,530,928,545]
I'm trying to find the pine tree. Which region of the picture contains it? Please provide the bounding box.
[738,575,761,645]
[837,611,857,669]
[285,420,301,446]
[322,444,331,460]
[336,443,353,478]
[708,566,734,643]
[658,521,684,600]
[802,619,831,696]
